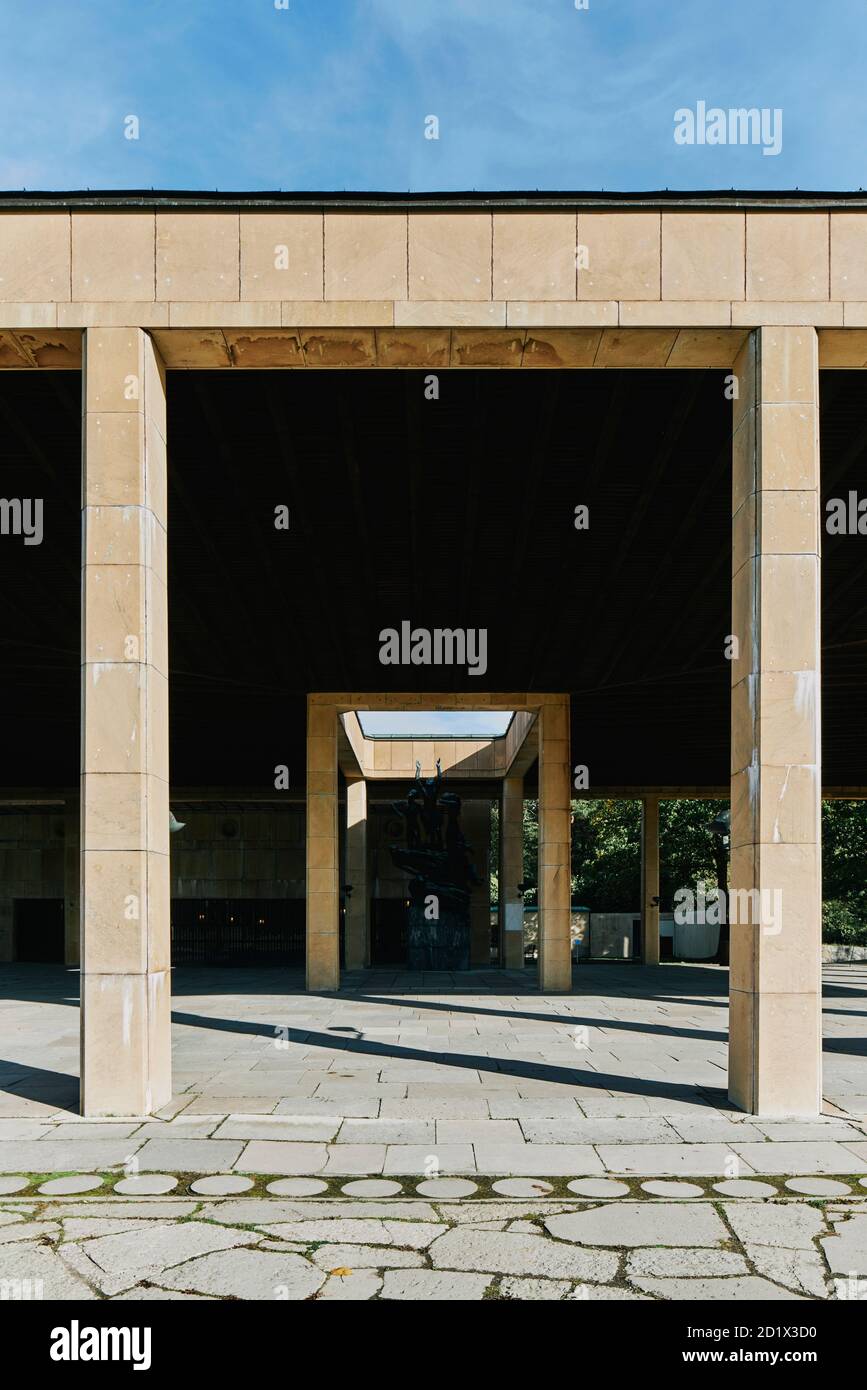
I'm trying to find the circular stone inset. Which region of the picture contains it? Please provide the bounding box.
[39,1175,104,1196]
[266,1178,329,1197]
[0,1176,30,1195]
[341,1179,404,1197]
[416,1178,478,1198]
[492,1179,554,1198]
[114,1174,178,1196]
[713,1178,778,1198]
[785,1177,852,1197]
[567,1178,630,1198]
[190,1175,255,1196]
[641,1180,704,1198]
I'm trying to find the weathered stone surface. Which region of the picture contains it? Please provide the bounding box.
[234,1140,329,1174]
[492,1179,554,1197]
[627,1248,748,1278]
[190,1175,255,1195]
[381,1269,492,1300]
[578,1285,651,1300]
[499,1276,571,1300]
[633,1276,805,1300]
[428,1227,619,1280]
[341,1180,403,1198]
[310,1243,424,1270]
[0,1176,30,1194]
[111,1287,213,1300]
[50,1201,199,1219]
[160,1248,324,1299]
[266,1179,329,1196]
[64,1218,157,1239]
[723,1202,826,1250]
[316,1270,382,1300]
[545,1203,727,1248]
[415,1179,478,1198]
[567,1179,629,1197]
[0,1141,131,1172]
[384,1221,447,1249]
[134,1138,244,1172]
[1,1243,99,1299]
[261,1218,394,1245]
[437,1201,575,1225]
[731,1142,861,1175]
[200,1198,437,1224]
[114,1175,178,1195]
[0,1219,60,1245]
[641,1180,704,1198]
[820,1214,867,1276]
[785,1178,852,1197]
[82,1221,254,1279]
[597,1143,741,1176]
[712,1179,778,1198]
[39,1176,104,1195]
[745,1245,829,1298]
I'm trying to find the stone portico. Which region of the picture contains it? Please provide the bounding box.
[1,191,866,1120]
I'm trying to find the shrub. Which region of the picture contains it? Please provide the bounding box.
[822,899,867,945]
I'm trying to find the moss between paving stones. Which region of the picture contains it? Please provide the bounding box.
[7,1170,867,1203]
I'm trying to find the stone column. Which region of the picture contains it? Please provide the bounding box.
[641,796,660,965]
[80,328,170,1117]
[499,776,525,969]
[64,809,80,966]
[466,801,492,967]
[538,697,572,992]
[344,778,369,970]
[306,701,340,990]
[729,327,822,1117]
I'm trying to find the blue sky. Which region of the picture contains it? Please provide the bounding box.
[0,0,865,192]
[358,711,512,738]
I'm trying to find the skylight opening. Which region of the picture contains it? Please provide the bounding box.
[357,710,513,740]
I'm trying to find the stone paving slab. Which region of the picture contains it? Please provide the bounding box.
[0,1190,857,1300]
[595,1143,756,1176]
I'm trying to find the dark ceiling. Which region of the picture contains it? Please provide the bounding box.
[0,367,864,791]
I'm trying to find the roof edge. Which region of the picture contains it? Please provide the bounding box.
[1,188,866,212]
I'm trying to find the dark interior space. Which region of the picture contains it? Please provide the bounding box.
[0,367,865,789]
[166,367,732,787]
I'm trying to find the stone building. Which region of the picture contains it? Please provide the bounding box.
[1,189,865,1119]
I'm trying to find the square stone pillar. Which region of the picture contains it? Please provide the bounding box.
[306,701,340,990]
[80,327,171,1117]
[344,778,369,970]
[641,796,660,965]
[499,776,525,969]
[729,326,822,1117]
[466,801,492,966]
[538,697,572,992]
[64,810,80,966]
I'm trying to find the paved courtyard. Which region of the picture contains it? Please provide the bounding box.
[1,961,866,1299]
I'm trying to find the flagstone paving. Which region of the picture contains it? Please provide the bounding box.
[0,1194,866,1301]
[1,961,866,1298]
[2,962,865,1184]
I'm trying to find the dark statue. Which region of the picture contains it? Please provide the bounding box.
[390,759,478,969]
